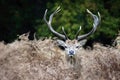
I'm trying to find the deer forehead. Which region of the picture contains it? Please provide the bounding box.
[66,40,78,45]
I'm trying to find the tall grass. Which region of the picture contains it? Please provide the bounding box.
[0,35,120,80]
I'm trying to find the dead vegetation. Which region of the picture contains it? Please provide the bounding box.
[114,31,120,49]
[0,34,120,80]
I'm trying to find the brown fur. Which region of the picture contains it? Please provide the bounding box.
[65,39,78,45]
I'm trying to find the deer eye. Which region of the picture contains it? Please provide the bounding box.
[58,45,65,50]
[64,46,67,48]
[76,46,79,48]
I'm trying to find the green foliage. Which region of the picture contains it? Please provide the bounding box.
[36,0,120,45]
[0,0,120,45]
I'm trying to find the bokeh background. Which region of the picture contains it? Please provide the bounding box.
[0,0,120,45]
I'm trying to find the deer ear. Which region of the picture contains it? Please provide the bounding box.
[79,39,87,46]
[56,40,66,46]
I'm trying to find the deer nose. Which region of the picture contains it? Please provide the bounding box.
[69,50,74,55]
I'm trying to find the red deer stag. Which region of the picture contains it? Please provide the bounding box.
[44,6,101,64]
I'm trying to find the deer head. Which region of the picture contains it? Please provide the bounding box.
[44,6,101,58]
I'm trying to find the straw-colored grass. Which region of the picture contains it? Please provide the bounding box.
[0,34,120,80]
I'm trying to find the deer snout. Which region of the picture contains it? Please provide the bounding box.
[69,50,75,55]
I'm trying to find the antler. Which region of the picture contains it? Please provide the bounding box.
[76,9,101,41]
[44,6,67,40]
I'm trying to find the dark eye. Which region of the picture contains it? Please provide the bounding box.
[76,46,79,48]
[58,46,65,50]
[64,46,67,48]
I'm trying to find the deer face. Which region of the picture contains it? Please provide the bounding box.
[57,39,87,56]
[44,6,101,62]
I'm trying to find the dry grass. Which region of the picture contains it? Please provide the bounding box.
[0,36,120,80]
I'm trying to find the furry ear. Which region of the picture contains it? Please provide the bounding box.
[56,40,66,47]
[79,39,87,46]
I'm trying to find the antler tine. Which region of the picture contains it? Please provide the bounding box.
[44,9,48,23]
[49,6,61,24]
[87,9,101,31]
[75,26,82,39]
[77,9,101,41]
[62,26,68,39]
[44,6,67,40]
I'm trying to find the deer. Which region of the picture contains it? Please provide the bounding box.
[44,6,101,65]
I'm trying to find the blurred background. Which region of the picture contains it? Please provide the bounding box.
[0,0,120,46]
